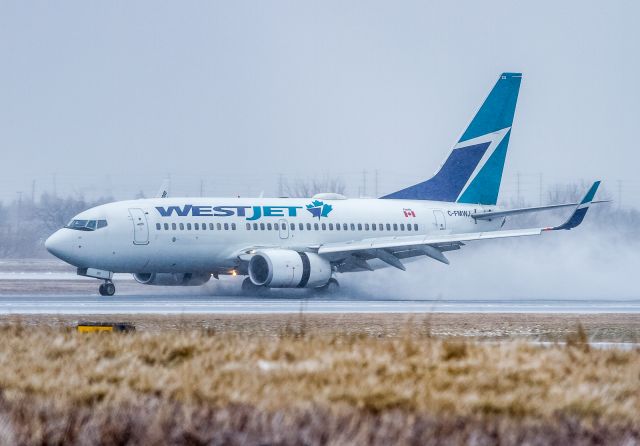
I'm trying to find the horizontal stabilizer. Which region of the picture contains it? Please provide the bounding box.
[155,179,171,198]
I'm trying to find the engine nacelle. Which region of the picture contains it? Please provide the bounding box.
[133,272,211,286]
[248,249,332,288]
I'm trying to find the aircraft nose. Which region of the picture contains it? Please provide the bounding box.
[44,230,64,258]
[44,229,77,263]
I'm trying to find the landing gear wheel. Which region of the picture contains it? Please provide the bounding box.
[241,277,268,295]
[317,278,340,294]
[99,281,116,296]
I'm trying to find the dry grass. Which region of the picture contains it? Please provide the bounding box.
[6,312,640,342]
[0,319,639,445]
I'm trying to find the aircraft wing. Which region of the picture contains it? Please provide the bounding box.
[317,228,543,271]
[317,181,601,272]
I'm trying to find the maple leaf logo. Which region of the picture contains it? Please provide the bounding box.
[306,200,333,219]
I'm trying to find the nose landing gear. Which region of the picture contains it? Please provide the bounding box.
[98,280,116,296]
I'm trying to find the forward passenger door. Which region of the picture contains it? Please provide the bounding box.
[129,208,149,245]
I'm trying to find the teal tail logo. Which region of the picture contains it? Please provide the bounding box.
[382,73,522,206]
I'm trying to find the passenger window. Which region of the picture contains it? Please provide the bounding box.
[246,223,251,230]
[357,223,362,230]
[386,223,391,231]
[335,223,340,231]
[414,224,418,231]
[321,223,326,230]
[365,224,370,230]
[400,224,405,231]
[267,223,272,230]
[179,223,185,230]
[329,223,334,230]
[187,223,192,230]
[253,223,258,230]
[202,223,206,230]
[260,223,265,230]
[290,223,295,230]
[231,223,236,230]
[371,223,376,231]
[306,223,311,230]
[393,223,398,231]
[194,223,199,230]
[274,223,279,230]
[314,223,319,230]
[156,223,161,230]
[209,223,214,230]
[378,224,383,231]
[407,224,412,231]
[217,223,222,230]
[343,223,348,231]
[164,223,169,230]
[299,223,304,230]
[172,223,177,230]
[224,223,229,230]
[350,223,355,231]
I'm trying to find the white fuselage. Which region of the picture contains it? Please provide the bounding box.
[45,197,501,274]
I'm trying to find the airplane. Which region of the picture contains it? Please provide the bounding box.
[45,72,603,296]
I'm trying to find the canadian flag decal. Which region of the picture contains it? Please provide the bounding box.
[403,209,416,218]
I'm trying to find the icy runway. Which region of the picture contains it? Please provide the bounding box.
[1,294,640,314]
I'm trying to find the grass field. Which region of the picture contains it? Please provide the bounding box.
[0,315,639,445]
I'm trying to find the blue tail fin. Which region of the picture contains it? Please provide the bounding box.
[381,73,522,205]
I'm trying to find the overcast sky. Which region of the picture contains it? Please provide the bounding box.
[1,1,638,206]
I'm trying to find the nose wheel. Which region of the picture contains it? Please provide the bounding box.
[98,281,116,296]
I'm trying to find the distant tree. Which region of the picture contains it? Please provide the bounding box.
[0,193,114,258]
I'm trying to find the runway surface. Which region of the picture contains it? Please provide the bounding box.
[1,294,640,314]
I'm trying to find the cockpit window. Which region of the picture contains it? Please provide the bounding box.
[65,219,108,231]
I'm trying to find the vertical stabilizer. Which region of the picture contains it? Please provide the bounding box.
[382,73,521,205]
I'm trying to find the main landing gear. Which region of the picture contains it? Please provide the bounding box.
[316,278,340,294]
[98,280,116,296]
[239,277,340,295]
[241,277,269,295]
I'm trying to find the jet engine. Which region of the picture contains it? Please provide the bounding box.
[248,249,332,288]
[133,272,211,286]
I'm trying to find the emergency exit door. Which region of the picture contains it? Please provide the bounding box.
[278,219,289,239]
